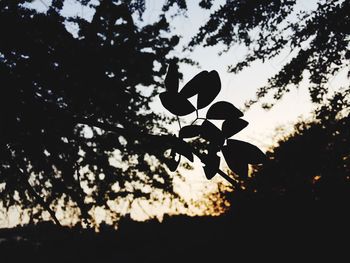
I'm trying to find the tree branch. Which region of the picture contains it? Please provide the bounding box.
[23,179,62,227]
[7,148,62,226]
[218,170,239,186]
[77,117,239,187]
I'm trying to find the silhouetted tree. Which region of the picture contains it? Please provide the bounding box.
[184,0,350,109]
[250,90,350,202]
[0,1,265,226]
[0,0,184,226]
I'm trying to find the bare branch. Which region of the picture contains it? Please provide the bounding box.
[23,179,62,227]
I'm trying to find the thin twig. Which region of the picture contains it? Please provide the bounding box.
[190,117,198,125]
[24,180,62,226]
[7,154,62,227]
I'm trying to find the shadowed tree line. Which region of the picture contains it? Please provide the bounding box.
[251,94,350,203]
[0,211,348,262]
[253,122,348,193]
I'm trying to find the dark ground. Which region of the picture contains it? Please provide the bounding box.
[1,197,349,262]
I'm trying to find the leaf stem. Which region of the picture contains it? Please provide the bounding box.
[190,117,198,125]
[185,144,239,187]
[217,169,240,186]
[176,116,182,129]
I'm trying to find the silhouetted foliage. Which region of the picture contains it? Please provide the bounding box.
[0,0,184,226]
[249,90,350,202]
[186,0,350,109]
[160,64,265,182]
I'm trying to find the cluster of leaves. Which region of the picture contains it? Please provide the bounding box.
[185,0,350,109]
[0,0,184,225]
[159,62,266,181]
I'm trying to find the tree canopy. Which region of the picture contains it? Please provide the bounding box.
[186,0,350,109]
[0,0,184,226]
[248,89,350,202]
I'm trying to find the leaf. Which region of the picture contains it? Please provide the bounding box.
[179,70,208,98]
[159,92,196,116]
[222,139,266,177]
[179,70,221,109]
[201,120,225,149]
[202,153,220,180]
[222,118,248,138]
[164,150,181,172]
[165,158,179,172]
[197,70,221,109]
[173,139,194,162]
[227,139,266,164]
[222,151,248,177]
[179,125,201,138]
[164,61,179,93]
[206,101,243,120]
[164,137,193,170]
